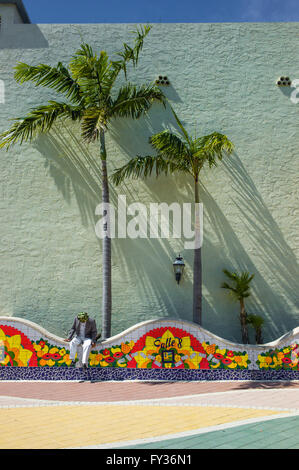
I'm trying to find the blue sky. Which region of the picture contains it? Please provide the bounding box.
[23,0,299,23]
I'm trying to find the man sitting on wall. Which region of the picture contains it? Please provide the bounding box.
[64,312,98,369]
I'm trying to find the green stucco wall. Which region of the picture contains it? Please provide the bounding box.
[0,22,298,343]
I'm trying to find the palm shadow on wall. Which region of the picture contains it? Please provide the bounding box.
[109,114,298,341]
[33,110,193,332]
[33,109,298,341]
[108,108,298,338]
[221,155,298,336]
[200,179,297,341]
[34,124,103,227]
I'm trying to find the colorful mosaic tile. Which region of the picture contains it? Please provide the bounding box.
[256,343,299,370]
[0,325,37,367]
[0,319,298,380]
[32,339,71,367]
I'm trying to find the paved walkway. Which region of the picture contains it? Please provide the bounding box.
[0,380,298,449]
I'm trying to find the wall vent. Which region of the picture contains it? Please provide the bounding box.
[156,75,170,86]
[276,76,292,87]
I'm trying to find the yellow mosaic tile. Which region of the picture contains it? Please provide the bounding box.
[0,404,285,449]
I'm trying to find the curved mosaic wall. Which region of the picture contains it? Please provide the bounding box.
[0,316,298,374]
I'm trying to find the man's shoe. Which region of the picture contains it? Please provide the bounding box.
[82,363,88,370]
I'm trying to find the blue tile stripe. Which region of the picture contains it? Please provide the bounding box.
[0,367,298,381]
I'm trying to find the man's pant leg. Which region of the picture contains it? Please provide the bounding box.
[69,336,82,361]
[82,338,92,365]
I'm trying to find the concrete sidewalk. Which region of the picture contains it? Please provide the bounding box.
[0,380,298,449]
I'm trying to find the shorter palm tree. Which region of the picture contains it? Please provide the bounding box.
[246,313,264,344]
[221,269,254,344]
[112,107,234,325]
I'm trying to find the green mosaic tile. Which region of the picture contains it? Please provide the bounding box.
[119,416,299,450]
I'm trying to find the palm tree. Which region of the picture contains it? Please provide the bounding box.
[246,313,264,344]
[221,269,254,344]
[0,25,166,340]
[112,107,234,325]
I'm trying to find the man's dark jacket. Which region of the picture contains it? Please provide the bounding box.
[68,317,97,342]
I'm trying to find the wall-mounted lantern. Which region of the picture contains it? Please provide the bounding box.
[173,254,185,284]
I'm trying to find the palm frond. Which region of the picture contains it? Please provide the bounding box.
[241,271,255,284]
[111,25,151,79]
[246,314,264,328]
[14,62,82,104]
[221,269,254,300]
[80,107,107,143]
[70,43,97,80]
[111,83,166,119]
[149,130,189,160]
[221,281,243,302]
[70,46,113,101]
[221,281,234,290]
[169,105,191,145]
[131,24,152,65]
[111,154,173,186]
[193,132,234,167]
[222,269,238,282]
[0,101,83,149]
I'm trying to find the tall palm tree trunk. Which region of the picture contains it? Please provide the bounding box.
[239,298,249,344]
[193,177,202,324]
[100,129,112,339]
